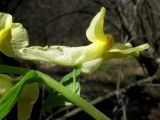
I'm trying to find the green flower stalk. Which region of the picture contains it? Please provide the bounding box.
[0,7,149,74]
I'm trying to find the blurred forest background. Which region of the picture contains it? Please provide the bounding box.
[1,0,160,120]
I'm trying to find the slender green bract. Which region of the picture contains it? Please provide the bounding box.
[0,64,110,120]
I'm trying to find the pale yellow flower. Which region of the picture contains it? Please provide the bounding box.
[0,8,149,73]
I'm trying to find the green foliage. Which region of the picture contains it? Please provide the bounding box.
[0,64,109,120]
[41,69,81,114]
[0,70,36,119]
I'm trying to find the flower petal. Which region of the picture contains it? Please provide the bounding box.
[11,23,29,54]
[0,23,29,57]
[105,43,149,60]
[86,7,106,42]
[0,28,15,57]
[0,12,12,29]
[0,12,29,57]
[18,40,106,66]
[80,58,103,74]
[18,45,88,66]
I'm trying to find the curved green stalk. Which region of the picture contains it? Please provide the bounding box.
[36,71,110,120]
[0,64,110,120]
[73,69,76,93]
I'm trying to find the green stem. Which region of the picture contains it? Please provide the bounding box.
[72,69,76,93]
[37,71,110,120]
[0,64,29,75]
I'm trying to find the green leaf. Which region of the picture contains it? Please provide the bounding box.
[0,64,29,75]
[0,70,37,120]
[60,69,81,94]
[0,65,109,120]
[37,71,109,120]
[41,69,81,114]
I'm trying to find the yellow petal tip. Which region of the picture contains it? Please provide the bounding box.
[101,7,106,15]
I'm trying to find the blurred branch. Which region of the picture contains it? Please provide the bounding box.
[36,0,51,8]
[46,8,94,25]
[137,53,159,76]
[0,0,24,14]
[88,0,103,6]
[11,0,24,14]
[0,0,12,12]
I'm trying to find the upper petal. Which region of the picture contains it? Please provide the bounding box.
[11,23,29,53]
[86,7,106,42]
